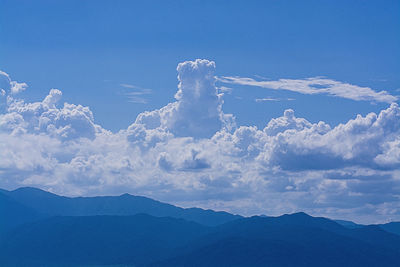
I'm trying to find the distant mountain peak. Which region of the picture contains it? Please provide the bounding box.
[12,186,46,192]
[11,186,58,196]
[287,211,310,217]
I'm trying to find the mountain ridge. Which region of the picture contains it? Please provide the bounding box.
[1,187,400,266]
[1,187,241,227]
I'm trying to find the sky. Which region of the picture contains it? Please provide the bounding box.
[0,0,400,223]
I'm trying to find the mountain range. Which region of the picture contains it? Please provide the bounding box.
[1,187,399,267]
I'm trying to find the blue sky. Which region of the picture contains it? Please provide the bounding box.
[1,0,399,130]
[0,0,400,223]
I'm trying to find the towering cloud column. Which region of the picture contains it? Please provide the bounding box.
[129,59,234,141]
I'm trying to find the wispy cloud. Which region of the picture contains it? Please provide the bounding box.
[126,95,148,104]
[218,76,397,103]
[217,86,233,94]
[120,83,152,104]
[120,83,138,89]
[255,97,295,102]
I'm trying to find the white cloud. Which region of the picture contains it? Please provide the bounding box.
[127,59,235,139]
[264,109,323,136]
[120,83,153,104]
[255,97,280,102]
[374,139,400,168]
[219,76,397,103]
[259,103,400,172]
[120,83,137,89]
[255,97,295,102]
[217,86,233,94]
[0,71,27,95]
[126,95,148,104]
[0,61,400,224]
[3,88,104,140]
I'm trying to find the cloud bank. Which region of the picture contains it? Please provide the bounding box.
[0,60,399,223]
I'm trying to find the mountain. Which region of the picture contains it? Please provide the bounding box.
[1,212,399,267]
[155,213,400,267]
[334,219,364,229]
[335,219,400,237]
[1,187,400,266]
[0,191,43,237]
[0,214,209,267]
[380,222,400,236]
[2,187,241,226]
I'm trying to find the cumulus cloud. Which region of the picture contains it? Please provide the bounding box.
[127,59,235,139]
[2,87,103,140]
[264,109,321,136]
[0,61,400,224]
[0,71,27,95]
[219,76,397,103]
[259,104,400,172]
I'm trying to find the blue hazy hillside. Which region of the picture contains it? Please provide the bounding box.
[0,192,43,237]
[0,214,209,266]
[1,187,400,267]
[157,214,400,267]
[1,187,240,226]
[379,222,400,236]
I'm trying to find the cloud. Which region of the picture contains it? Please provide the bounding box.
[1,61,400,224]
[0,71,27,95]
[126,95,148,104]
[264,109,321,136]
[255,97,295,102]
[259,103,400,172]
[120,83,137,89]
[3,88,103,140]
[127,59,235,139]
[120,83,153,104]
[219,76,397,103]
[179,149,211,171]
[217,86,233,94]
[255,98,280,102]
